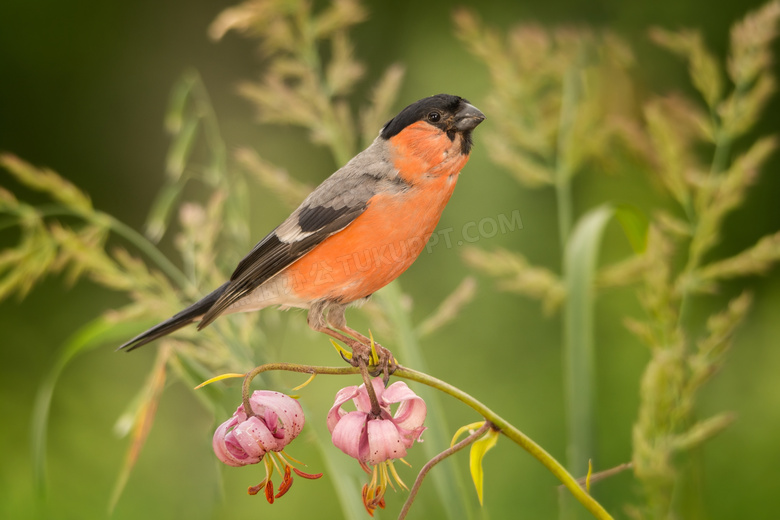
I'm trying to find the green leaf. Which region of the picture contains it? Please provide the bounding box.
[143,179,187,243]
[562,204,615,481]
[561,203,646,515]
[614,204,649,253]
[109,348,169,513]
[451,421,488,448]
[586,459,593,493]
[165,115,199,180]
[31,314,144,496]
[165,72,196,135]
[469,428,499,505]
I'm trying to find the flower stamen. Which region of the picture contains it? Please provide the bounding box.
[268,451,284,476]
[380,461,392,493]
[275,464,293,499]
[247,478,267,496]
[292,467,323,479]
[387,460,408,491]
[291,372,317,391]
[280,449,304,466]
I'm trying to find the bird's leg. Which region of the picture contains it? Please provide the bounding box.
[307,303,396,384]
[322,304,396,383]
[311,327,384,416]
[338,324,396,382]
[313,324,372,365]
[307,302,368,363]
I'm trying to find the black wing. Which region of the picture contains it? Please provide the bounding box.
[197,202,367,329]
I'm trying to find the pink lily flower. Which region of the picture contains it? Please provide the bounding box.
[328,378,427,515]
[213,390,320,502]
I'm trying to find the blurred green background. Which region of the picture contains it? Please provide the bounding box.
[2,0,779,519]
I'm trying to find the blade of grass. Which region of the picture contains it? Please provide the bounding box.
[562,204,615,518]
[144,178,189,243]
[561,204,647,515]
[31,315,144,496]
[109,346,170,513]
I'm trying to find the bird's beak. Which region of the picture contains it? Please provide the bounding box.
[454,103,486,131]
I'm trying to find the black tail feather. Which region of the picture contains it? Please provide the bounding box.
[117,282,230,352]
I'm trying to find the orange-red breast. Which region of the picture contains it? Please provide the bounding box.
[119,94,485,365]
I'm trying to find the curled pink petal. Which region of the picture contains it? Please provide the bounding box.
[353,378,387,413]
[233,415,280,456]
[381,381,418,405]
[256,393,304,434]
[327,385,361,432]
[394,424,427,450]
[328,377,427,466]
[331,411,370,461]
[365,417,408,465]
[213,416,245,467]
[264,409,281,438]
[213,391,305,467]
[248,390,305,445]
[390,396,427,433]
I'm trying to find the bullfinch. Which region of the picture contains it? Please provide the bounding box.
[119,94,485,371]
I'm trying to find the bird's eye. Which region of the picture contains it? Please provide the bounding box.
[427,111,441,123]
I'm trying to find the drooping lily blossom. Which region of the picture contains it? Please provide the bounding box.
[328,378,427,515]
[213,390,321,501]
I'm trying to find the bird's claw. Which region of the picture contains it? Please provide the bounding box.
[346,340,396,386]
[368,343,397,386]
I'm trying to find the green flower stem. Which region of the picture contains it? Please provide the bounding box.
[358,360,383,417]
[396,366,611,520]
[669,92,736,518]
[399,421,494,520]
[242,363,359,415]
[240,362,613,519]
[678,122,733,329]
